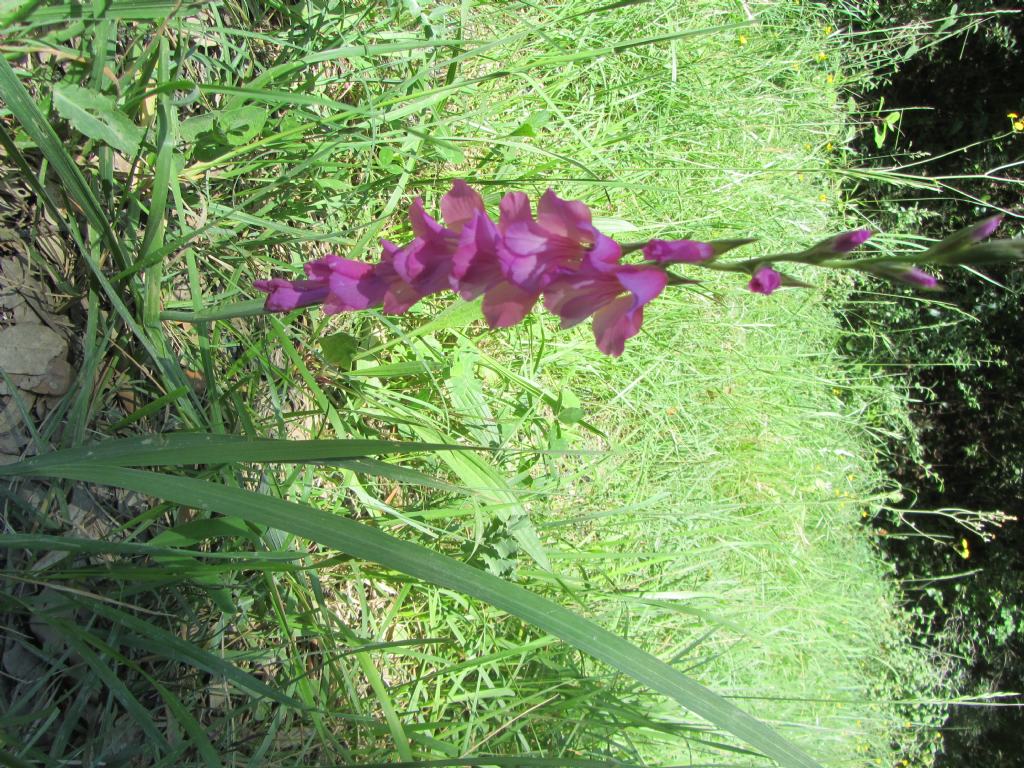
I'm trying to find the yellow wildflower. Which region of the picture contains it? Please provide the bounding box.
[826,73,835,85]
[824,25,833,35]
[817,52,827,62]
[739,34,748,46]
[1014,120,1024,132]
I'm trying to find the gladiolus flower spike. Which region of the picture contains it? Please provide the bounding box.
[254,181,1021,357]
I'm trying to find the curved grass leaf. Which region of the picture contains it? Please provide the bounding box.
[0,433,469,475]
[11,451,822,768]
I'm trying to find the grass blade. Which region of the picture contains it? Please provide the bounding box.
[15,458,822,768]
[0,433,468,475]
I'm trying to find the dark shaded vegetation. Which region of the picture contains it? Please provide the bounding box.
[845,2,1024,765]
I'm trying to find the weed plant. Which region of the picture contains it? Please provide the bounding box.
[0,2,946,767]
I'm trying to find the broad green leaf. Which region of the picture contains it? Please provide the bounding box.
[217,106,268,146]
[556,389,584,425]
[509,110,552,137]
[178,112,217,143]
[408,421,551,572]
[320,331,360,369]
[53,83,144,155]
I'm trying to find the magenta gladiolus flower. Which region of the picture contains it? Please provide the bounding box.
[970,214,1003,242]
[254,182,991,358]
[255,254,386,313]
[544,262,667,356]
[748,266,782,295]
[450,210,503,301]
[498,189,621,292]
[448,208,541,328]
[481,280,542,329]
[304,254,386,313]
[253,276,331,312]
[900,268,939,289]
[376,240,426,314]
[642,239,715,263]
[830,228,873,252]
[394,181,488,297]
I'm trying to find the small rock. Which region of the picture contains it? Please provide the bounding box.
[0,324,66,375]
[1,641,45,681]
[0,392,35,452]
[0,392,35,432]
[12,303,43,325]
[10,357,74,396]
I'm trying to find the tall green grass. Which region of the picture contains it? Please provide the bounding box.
[0,1,943,767]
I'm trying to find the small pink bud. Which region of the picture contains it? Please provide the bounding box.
[970,215,1003,242]
[643,239,715,263]
[748,266,782,295]
[831,228,873,252]
[902,268,939,289]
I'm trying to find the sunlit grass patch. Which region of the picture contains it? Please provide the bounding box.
[0,1,944,766]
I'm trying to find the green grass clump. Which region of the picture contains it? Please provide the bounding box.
[0,1,943,766]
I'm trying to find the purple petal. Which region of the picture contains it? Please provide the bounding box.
[592,295,642,357]
[393,236,457,296]
[970,215,1003,242]
[642,239,715,263]
[902,267,939,288]
[377,240,425,314]
[254,277,330,312]
[497,219,551,289]
[544,273,621,329]
[481,280,539,328]
[544,265,666,331]
[304,253,346,279]
[830,228,872,253]
[498,191,533,230]
[323,258,384,313]
[408,197,446,240]
[450,211,503,300]
[440,179,485,234]
[586,233,624,271]
[536,189,597,243]
[616,266,668,307]
[748,266,782,295]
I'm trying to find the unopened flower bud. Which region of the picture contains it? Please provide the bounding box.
[748,266,782,295]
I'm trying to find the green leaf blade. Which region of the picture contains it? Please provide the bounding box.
[53,83,144,155]
[21,459,822,768]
